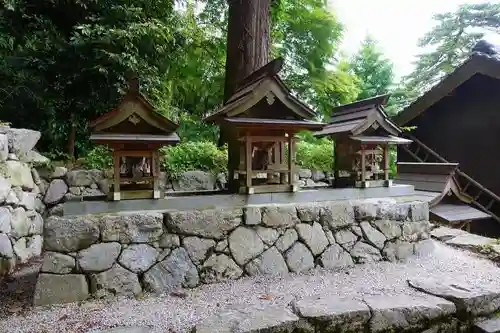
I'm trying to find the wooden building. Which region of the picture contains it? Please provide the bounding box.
[395,40,500,235]
[314,95,411,188]
[89,77,180,201]
[395,162,490,232]
[204,58,324,194]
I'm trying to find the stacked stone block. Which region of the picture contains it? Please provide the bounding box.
[0,126,47,276]
[35,199,432,306]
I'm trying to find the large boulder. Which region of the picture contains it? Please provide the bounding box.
[0,127,41,155]
[0,233,13,258]
[44,215,100,252]
[0,134,8,161]
[200,253,243,284]
[78,242,121,272]
[118,244,159,273]
[261,205,299,227]
[285,242,314,273]
[172,171,216,191]
[245,247,288,276]
[319,243,354,269]
[295,222,329,256]
[228,227,265,266]
[5,160,34,190]
[44,179,68,205]
[18,150,49,165]
[34,274,89,306]
[182,236,215,264]
[41,252,76,274]
[100,213,164,244]
[320,202,355,230]
[89,264,142,297]
[165,208,241,240]
[0,207,12,234]
[143,248,199,294]
[65,169,97,187]
[10,207,29,238]
[0,176,11,203]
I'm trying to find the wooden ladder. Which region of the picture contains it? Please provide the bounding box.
[401,134,500,223]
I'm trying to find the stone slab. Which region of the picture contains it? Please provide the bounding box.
[474,317,500,333]
[63,185,415,216]
[34,274,89,306]
[430,226,468,241]
[292,295,370,331]
[193,305,304,333]
[408,278,500,316]
[364,294,456,332]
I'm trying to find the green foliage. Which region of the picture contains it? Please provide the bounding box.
[404,3,500,94]
[296,140,334,172]
[348,36,395,101]
[83,145,113,170]
[161,141,228,178]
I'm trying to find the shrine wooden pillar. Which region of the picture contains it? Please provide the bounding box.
[245,134,253,193]
[112,151,121,201]
[288,133,297,192]
[383,144,389,181]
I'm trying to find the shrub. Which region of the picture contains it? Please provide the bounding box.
[295,139,334,171]
[83,145,113,170]
[161,141,228,179]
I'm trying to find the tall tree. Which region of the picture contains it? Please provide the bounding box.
[224,0,271,100]
[0,0,185,157]
[404,3,500,93]
[348,36,394,101]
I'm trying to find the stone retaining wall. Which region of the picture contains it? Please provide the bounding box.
[34,199,431,306]
[0,126,46,276]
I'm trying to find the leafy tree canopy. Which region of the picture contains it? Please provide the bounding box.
[404,3,500,94]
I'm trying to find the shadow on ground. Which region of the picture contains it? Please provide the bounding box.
[0,257,41,318]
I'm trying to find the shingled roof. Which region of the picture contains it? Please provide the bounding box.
[395,40,500,126]
[204,58,317,123]
[314,94,402,138]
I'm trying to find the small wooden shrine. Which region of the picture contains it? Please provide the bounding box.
[315,94,412,188]
[204,58,324,194]
[89,76,180,201]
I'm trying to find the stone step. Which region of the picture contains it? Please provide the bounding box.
[475,318,500,333]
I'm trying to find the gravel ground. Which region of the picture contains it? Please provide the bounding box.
[1,241,500,333]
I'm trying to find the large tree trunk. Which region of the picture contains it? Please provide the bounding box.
[222,0,272,192]
[223,0,271,102]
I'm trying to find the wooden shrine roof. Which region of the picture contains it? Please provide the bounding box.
[89,133,180,143]
[350,136,412,144]
[395,40,500,126]
[204,58,318,123]
[314,94,402,138]
[221,117,324,131]
[395,161,490,223]
[89,77,179,137]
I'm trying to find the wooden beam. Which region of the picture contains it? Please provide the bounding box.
[152,151,160,199]
[383,144,389,181]
[360,148,366,182]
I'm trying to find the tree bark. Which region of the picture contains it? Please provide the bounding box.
[67,113,76,160]
[224,0,271,102]
[222,0,272,191]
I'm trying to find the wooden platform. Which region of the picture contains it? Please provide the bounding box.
[62,184,414,216]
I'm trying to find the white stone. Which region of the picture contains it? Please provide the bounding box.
[255,226,280,245]
[10,207,29,238]
[360,222,387,249]
[78,242,121,272]
[275,229,298,252]
[319,243,355,269]
[44,179,68,204]
[0,134,8,161]
[118,244,159,273]
[0,176,11,203]
[246,247,289,276]
[0,207,12,233]
[201,254,243,284]
[41,252,76,274]
[295,222,329,256]
[229,227,265,266]
[0,233,13,258]
[183,236,215,264]
[285,242,314,273]
[5,160,34,190]
[89,264,141,297]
